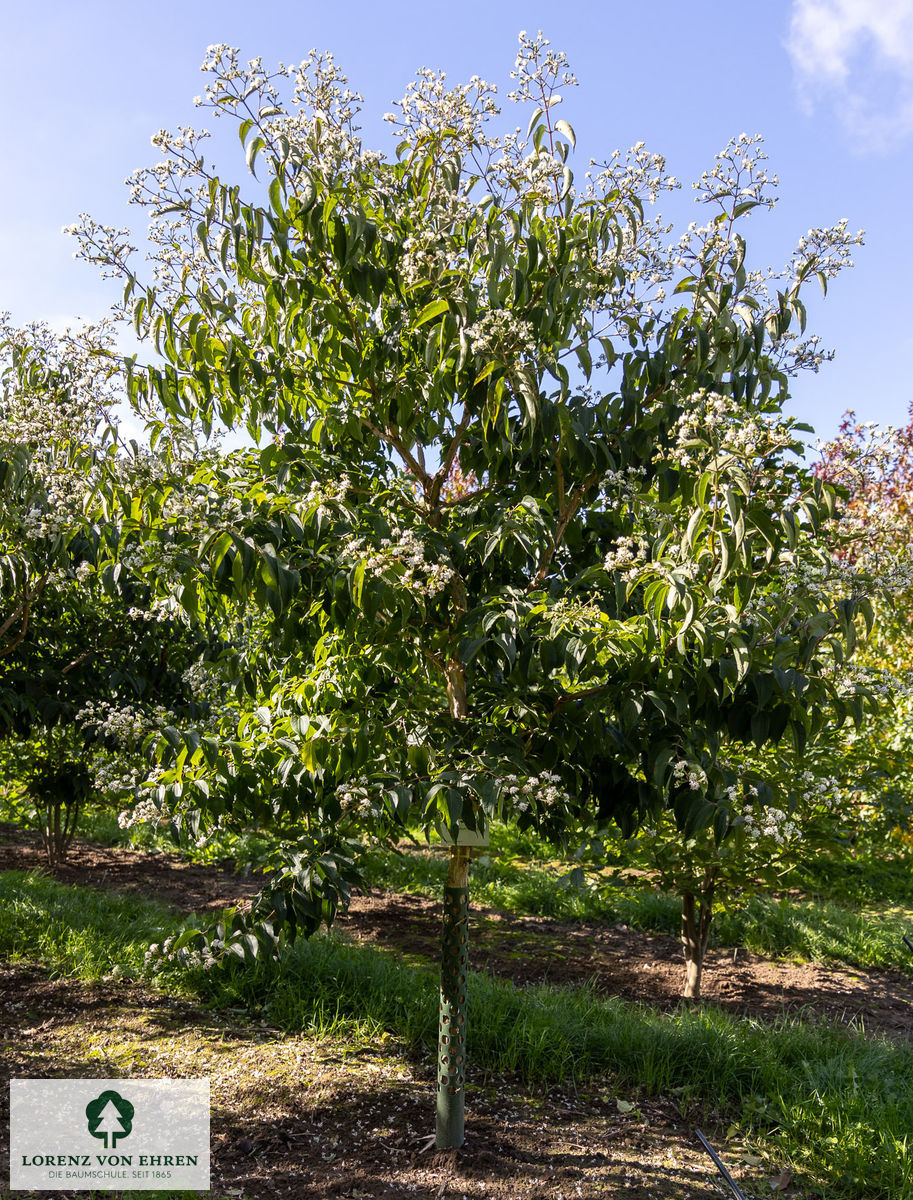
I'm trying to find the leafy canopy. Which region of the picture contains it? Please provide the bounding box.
[65,34,877,953]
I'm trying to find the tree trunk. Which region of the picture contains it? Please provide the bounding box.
[39,797,80,868]
[436,845,471,1148]
[444,657,468,719]
[680,886,714,999]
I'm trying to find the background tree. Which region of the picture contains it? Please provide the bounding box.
[0,322,230,863]
[815,413,913,852]
[589,745,853,997]
[0,319,114,672]
[71,35,871,1146]
[571,379,902,998]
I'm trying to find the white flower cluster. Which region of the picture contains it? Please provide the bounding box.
[791,218,862,283]
[345,528,455,597]
[778,332,831,373]
[63,215,138,287]
[665,390,796,474]
[18,472,89,540]
[796,770,847,813]
[1,320,123,551]
[77,700,177,747]
[335,777,379,820]
[518,144,570,206]
[672,760,708,791]
[692,133,777,212]
[386,67,498,145]
[398,233,447,288]
[600,465,646,503]
[742,805,800,845]
[0,315,121,442]
[603,536,649,581]
[78,701,150,743]
[117,796,163,829]
[501,771,571,812]
[833,660,913,702]
[182,659,223,704]
[577,150,678,320]
[125,605,167,623]
[585,143,676,210]
[545,596,607,633]
[507,30,578,103]
[464,309,536,359]
[304,474,350,513]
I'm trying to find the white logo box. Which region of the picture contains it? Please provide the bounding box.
[9,1079,209,1191]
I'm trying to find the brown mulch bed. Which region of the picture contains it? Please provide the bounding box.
[339,892,913,1042]
[0,822,264,912]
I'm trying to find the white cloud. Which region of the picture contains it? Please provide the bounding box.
[787,0,913,146]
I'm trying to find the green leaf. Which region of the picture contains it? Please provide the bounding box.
[246,136,266,177]
[415,298,449,327]
[684,507,705,552]
[473,360,498,386]
[554,119,576,148]
[407,744,431,776]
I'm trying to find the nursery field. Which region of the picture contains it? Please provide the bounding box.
[7,27,913,1200]
[2,819,913,1200]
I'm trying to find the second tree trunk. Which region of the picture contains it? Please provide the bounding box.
[680,887,714,999]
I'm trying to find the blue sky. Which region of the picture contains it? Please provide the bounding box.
[1,0,911,442]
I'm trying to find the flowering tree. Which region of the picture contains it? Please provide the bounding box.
[570,386,889,997]
[593,748,853,997]
[0,321,228,862]
[0,320,115,672]
[69,34,871,1145]
[814,414,913,850]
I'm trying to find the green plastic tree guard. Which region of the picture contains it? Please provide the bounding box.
[436,848,470,1148]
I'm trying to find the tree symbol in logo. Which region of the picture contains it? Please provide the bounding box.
[85,1090,134,1149]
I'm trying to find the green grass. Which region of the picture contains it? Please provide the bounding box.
[714,894,913,968]
[224,936,913,1198]
[0,869,188,982]
[2,869,912,1198]
[792,851,913,906]
[362,841,913,977]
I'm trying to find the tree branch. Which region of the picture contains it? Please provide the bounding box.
[430,403,474,509]
[0,572,49,659]
[362,416,432,488]
[528,472,600,590]
[61,632,128,677]
[550,681,612,716]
